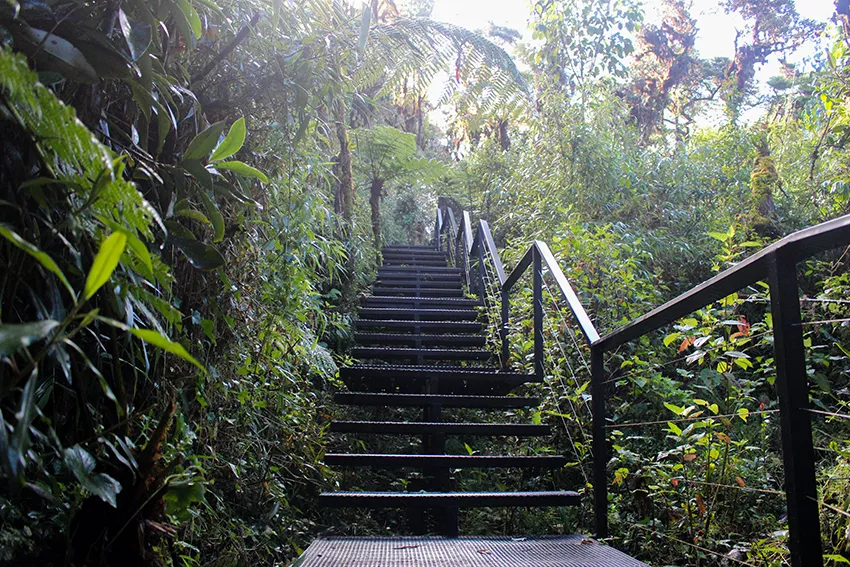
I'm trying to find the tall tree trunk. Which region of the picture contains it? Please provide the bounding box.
[333,101,354,237]
[370,177,385,259]
[333,100,358,302]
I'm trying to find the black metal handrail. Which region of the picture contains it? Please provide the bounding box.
[435,203,850,567]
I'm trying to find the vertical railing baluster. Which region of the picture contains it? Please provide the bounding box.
[768,250,823,567]
[533,245,544,381]
[590,344,608,539]
[501,287,510,370]
[475,237,485,297]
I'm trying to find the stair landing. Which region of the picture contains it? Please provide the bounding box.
[294,536,648,567]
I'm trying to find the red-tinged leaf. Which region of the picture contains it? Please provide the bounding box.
[683,453,697,462]
[671,478,679,487]
[737,316,751,336]
[678,336,695,353]
[696,493,706,515]
[736,476,746,488]
[759,401,765,411]
[715,432,731,444]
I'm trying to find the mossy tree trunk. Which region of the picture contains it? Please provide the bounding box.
[749,144,778,237]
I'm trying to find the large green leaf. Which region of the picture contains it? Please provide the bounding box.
[16,27,99,83]
[358,4,371,56]
[213,160,269,183]
[7,376,38,481]
[175,0,203,39]
[95,217,153,277]
[96,317,204,371]
[164,480,206,518]
[0,225,74,297]
[210,117,246,162]
[199,192,225,242]
[63,445,123,508]
[183,121,226,162]
[130,328,204,371]
[168,236,226,271]
[118,8,152,61]
[182,159,215,189]
[0,320,59,357]
[84,232,127,300]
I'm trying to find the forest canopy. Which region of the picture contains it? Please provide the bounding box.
[0,0,849,565]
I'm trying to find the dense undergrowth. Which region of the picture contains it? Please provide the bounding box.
[1,0,849,565]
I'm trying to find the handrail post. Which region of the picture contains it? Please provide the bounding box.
[532,245,544,381]
[768,250,823,567]
[500,288,510,370]
[474,233,484,296]
[590,344,608,539]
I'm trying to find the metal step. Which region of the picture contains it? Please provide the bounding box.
[334,392,540,408]
[339,366,540,395]
[297,536,651,567]
[352,347,492,361]
[330,421,549,436]
[358,308,478,321]
[354,333,486,347]
[383,245,440,251]
[325,454,569,468]
[383,247,446,255]
[319,490,581,508]
[363,296,481,308]
[375,279,463,288]
[353,320,483,333]
[383,259,449,267]
[341,365,537,382]
[378,266,461,275]
[372,287,465,297]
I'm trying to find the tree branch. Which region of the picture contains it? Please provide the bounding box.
[191,11,263,84]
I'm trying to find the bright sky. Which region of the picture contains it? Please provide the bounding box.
[431,0,836,71]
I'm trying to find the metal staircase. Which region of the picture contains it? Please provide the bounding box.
[319,244,579,537]
[298,240,650,566]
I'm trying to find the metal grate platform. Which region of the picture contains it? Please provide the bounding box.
[294,536,649,567]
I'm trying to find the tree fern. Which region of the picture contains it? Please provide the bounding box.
[0,49,158,240]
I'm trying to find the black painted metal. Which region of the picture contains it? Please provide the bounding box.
[334,392,540,408]
[590,345,608,539]
[297,536,649,567]
[324,454,569,468]
[434,202,850,565]
[330,421,550,436]
[769,250,823,566]
[353,319,483,333]
[320,491,581,508]
[533,246,544,381]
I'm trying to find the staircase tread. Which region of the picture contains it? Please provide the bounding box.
[360,307,478,313]
[353,335,487,347]
[296,536,649,567]
[353,347,492,354]
[318,490,582,508]
[353,320,484,332]
[364,296,480,304]
[334,393,540,407]
[346,364,527,375]
[325,454,569,467]
[331,421,549,435]
[322,490,580,497]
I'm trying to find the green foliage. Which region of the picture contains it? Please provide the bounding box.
[0,0,848,565]
[530,0,643,98]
